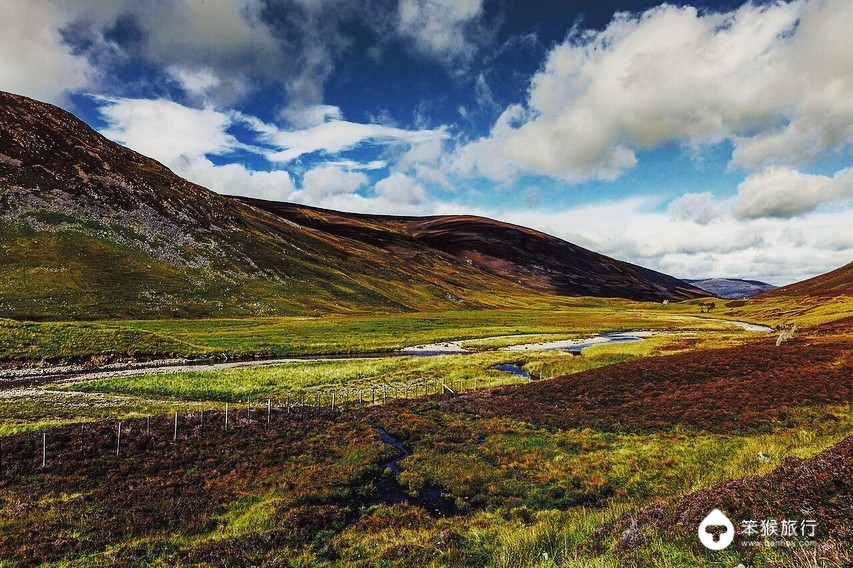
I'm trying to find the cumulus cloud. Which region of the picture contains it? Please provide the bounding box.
[500,198,853,285]
[93,95,446,195]
[27,0,282,106]
[174,155,297,201]
[94,97,297,200]
[668,192,720,225]
[288,171,434,215]
[456,0,853,183]
[279,104,344,129]
[375,172,426,205]
[166,67,222,100]
[298,165,369,200]
[91,96,445,212]
[0,0,96,103]
[95,96,249,164]
[396,0,485,64]
[734,166,853,219]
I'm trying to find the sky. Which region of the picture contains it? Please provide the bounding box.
[1,0,852,285]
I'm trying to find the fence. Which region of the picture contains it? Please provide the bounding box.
[0,373,527,477]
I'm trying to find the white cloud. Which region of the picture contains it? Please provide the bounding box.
[279,104,344,129]
[0,0,95,103]
[173,155,297,201]
[258,119,447,162]
[817,225,853,252]
[734,166,853,219]
[298,165,368,200]
[375,172,426,205]
[668,192,720,225]
[94,96,246,164]
[499,198,853,285]
[80,0,280,104]
[167,66,222,99]
[94,96,295,200]
[397,0,484,64]
[90,95,455,213]
[456,0,853,183]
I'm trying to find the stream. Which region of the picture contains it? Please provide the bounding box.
[0,316,773,389]
[373,429,458,517]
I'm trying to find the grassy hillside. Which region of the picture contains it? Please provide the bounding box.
[0,90,706,320]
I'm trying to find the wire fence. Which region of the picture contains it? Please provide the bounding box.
[0,374,528,477]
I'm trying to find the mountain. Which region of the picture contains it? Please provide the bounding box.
[761,262,853,298]
[685,277,776,299]
[0,91,707,320]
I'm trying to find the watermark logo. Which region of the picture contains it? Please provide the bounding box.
[698,509,735,550]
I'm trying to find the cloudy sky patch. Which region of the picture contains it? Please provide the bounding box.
[0,0,851,284]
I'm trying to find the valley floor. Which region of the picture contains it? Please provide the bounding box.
[0,298,850,566]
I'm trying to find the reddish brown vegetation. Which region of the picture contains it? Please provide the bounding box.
[763,262,853,298]
[450,338,852,432]
[0,412,389,564]
[601,434,852,555]
[241,197,709,302]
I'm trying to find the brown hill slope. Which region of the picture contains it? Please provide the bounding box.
[236,199,708,303]
[0,90,705,319]
[761,262,853,298]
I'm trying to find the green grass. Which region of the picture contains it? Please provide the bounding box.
[334,403,851,567]
[0,389,214,436]
[53,330,726,405]
[0,305,750,363]
[58,353,539,403]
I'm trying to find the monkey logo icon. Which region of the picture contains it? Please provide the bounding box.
[698,509,734,550]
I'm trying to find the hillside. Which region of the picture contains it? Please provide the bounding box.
[761,262,853,298]
[236,199,707,303]
[685,277,776,298]
[0,91,706,320]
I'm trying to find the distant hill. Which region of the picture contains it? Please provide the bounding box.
[0,90,707,320]
[685,277,776,299]
[238,199,708,303]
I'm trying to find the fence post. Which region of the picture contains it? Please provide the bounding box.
[247,400,251,423]
[81,423,85,455]
[174,412,178,441]
[117,421,122,457]
[146,416,151,437]
[383,384,387,405]
[225,403,229,430]
[331,392,336,413]
[267,399,271,422]
[42,432,46,469]
[201,410,205,432]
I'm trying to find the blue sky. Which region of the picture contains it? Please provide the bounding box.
[1,0,851,284]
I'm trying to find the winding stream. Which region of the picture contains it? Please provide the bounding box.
[0,316,773,388]
[374,429,458,517]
